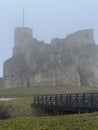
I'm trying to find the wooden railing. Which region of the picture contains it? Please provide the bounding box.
[33,93,98,112]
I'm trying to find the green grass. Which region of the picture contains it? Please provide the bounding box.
[0,112,98,130]
[0,86,98,129]
[0,85,98,98]
[0,86,98,130]
[0,86,98,118]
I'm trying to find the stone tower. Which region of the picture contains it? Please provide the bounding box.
[13,27,33,56]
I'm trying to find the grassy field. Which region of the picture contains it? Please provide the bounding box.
[0,86,98,129]
[0,112,98,130]
[0,86,98,118]
[0,85,98,98]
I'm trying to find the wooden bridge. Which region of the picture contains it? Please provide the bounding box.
[33,93,98,115]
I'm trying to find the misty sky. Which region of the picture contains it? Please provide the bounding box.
[0,0,98,76]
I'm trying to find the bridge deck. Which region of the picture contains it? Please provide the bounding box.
[33,93,98,113]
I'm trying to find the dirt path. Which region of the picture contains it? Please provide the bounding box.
[0,98,16,101]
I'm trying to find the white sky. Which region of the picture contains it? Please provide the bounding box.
[0,0,98,76]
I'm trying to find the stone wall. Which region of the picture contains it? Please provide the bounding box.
[30,65,80,87]
[66,29,94,48]
[2,28,98,89]
[0,77,4,89]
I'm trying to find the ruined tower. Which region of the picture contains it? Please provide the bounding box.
[13,27,33,56]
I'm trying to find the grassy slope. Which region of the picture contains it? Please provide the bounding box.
[0,86,98,118]
[0,112,98,130]
[0,86,98,129]
[1,85,98,97]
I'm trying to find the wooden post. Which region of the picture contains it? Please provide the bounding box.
[83,94,85,107]
[91,93,93,107]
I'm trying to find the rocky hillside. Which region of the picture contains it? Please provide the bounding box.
[1,28,98,89]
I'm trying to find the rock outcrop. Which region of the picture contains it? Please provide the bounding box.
[2,27,98,89]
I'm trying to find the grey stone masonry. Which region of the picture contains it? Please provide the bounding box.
[2,28,98,89]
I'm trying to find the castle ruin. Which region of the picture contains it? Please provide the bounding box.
[1,27,98,89]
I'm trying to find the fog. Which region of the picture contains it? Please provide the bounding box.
[0,0,98,76]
